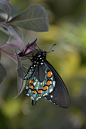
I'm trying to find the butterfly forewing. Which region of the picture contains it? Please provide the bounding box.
[45,60,70,108]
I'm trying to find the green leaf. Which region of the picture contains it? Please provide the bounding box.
[11,25,23,41]
[7,26,23,42]
[15,68,26,98]
[8,4,49,32]
[0,29,8,45]
[0,24,23,42]
[0,63,7,83]
[0,0,12,21]
[0,12,8,22]
[0,23,7,29]
[0,24,8,45]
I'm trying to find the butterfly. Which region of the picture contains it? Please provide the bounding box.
[23,46,70,108]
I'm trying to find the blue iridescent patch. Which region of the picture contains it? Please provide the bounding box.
[25,63,55,105]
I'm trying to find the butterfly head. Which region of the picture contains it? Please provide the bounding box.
[31,51,46,65]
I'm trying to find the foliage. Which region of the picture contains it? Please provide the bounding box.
[0,0,49,96]
[0,0,86,129]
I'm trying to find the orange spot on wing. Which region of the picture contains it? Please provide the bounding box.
[47,71,52,78]
[38,90,42,94]
[33,90,37,94]
[47,81,51,86]
[29,85,34,89]
[29,80,34,84]
[43,86,48,91]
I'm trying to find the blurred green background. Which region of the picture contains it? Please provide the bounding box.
[0,0,86,129]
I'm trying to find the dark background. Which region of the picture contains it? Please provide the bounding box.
[0,0,86,129]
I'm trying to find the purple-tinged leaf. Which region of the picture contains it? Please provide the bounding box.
[8,4,49,32]
[0,63,7,84]
[0,48,17,63]
[0,48,16,58]
[18,39,37,57]
[0,40,24,63]
[14,51,26,98]
[0,0,12,21]
[7,40,24,50]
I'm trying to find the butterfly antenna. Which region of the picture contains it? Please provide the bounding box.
[36,44,41,51]
[47,44,56,53]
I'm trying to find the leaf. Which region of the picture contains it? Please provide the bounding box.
[14,68,26,98]
[11,25,23,41]
[0,23,8,36]
[0,24,23,42]
[0,63,7,83]
[8,4,49,32]
[0,14,5,22]
[7,40,24,50]
[0,27,8,46]
[16,51,22,68]
[14,52,26,98]
[7,26,23,42]
[0,0,12,21]
[0,12,8,22]
[0,23,8,29]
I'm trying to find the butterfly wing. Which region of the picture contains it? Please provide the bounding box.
[25,63,55,106]
[45,60,70,108]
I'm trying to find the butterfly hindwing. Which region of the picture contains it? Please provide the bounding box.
[45,60,70,108]
[25,63,55,105]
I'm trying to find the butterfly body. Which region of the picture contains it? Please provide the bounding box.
[24,50,70,108]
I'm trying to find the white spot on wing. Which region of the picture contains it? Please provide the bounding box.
[31,96,34,100]
[38,55,41,57]
[26,94,29,96]
[36,97,41,101]
[26,86,28,89]
[41,63,43,65]
[53,81,55,87]
[49,88,53,93]
[50,95,53,98]
[43,93,48,96]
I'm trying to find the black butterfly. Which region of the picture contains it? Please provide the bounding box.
[23,48,70,108]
